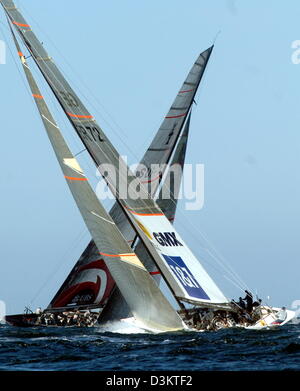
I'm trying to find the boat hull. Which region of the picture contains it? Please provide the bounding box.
[5,314,40,327]
[245,307,296,330]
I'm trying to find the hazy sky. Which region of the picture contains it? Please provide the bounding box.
[1,0,300,315]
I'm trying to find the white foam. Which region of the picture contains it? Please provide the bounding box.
[97,320,148,334]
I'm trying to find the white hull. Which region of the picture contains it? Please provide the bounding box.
[122,306,296,334]
[245,306,296,330]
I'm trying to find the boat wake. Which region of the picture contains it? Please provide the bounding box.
[97,320,148,334]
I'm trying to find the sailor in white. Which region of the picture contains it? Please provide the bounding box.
[275,307,287,323]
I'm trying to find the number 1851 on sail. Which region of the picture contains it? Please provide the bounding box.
[162,254,210,300]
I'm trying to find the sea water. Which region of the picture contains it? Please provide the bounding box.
[0,322,300,371]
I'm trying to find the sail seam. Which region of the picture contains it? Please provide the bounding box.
[90,211,115,225]
[41,114,59,129]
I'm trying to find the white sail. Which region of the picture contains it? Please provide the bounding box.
[2,0,229,308]
[8,22,184,332]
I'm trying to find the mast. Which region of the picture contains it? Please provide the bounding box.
[8,23,184,332]
[2,0,229,308]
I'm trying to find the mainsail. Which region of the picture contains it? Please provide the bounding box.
[8,24,184,331]
[3,0,229,308]
[48,47,213,312]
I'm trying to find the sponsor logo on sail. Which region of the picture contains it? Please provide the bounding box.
[162,254,210,300]
[153,232,183,247]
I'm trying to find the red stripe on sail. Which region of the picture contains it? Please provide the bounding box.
[64,175,87,181]
[141,175,161,184]
[13,21,30,27]
[125,206,164,216]
[165,112,187,119]
[150,271,161,275]
[179,89,194,93]
[67,112,93,119]
[99,252,136,257]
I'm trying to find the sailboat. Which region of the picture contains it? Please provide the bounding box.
[1,0,295,331]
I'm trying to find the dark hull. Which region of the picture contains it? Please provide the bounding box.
[5,314,40,327]
[5,310,99,327]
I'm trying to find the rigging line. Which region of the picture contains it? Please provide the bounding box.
[29,227,90,306]
[204,248,247,291]
[169,193,250,290]
[213,30,221,45]
[168,195,248,289]
[171,225,250,295]
[174,212,252,292]
[74,148,87,157]
[191,223,251,290]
